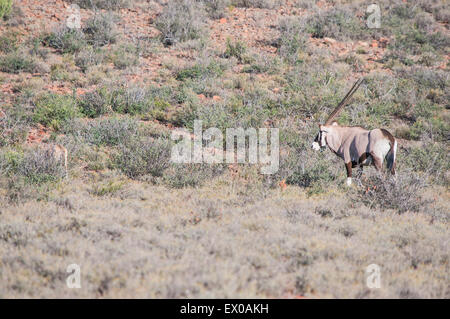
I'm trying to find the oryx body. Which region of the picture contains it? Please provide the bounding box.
[311,78,397,186]
[312,123,397,185]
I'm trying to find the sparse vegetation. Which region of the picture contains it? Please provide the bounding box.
[83,13,118,47]
[33,94,80,131]
[115,136,172,179]
[0,50,38,73]
[352,170,430,214]
[67,0,131,10]
[0,0,12,20]
[155,0,207,45]
[42,27,87,54]
[0,0,448,299]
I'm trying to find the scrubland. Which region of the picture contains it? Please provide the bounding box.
[0,0,448,298]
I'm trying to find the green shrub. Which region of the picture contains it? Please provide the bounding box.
[223,39,250,63]
[0,0,12,20]
[305,7,366,40]
[285,151,339,195]
[1,147,66,189]
[17,147,66,184]
[78,84,151,117]
[64,117,140,147]
[89,180,124,196]
[83,13,118,47]
[163,163,225,188]
[67,0,130,10]
[42,27,87,54]
[78,87,112,118]
[390,28,449,56]
[277,17,307,64]
[74,46,104,72]
[33,94,80,130]
[110,85,150,115]
[0,112,29,146]
[201,0,229,19]
[352,170,430,214]
[0,51,38,73]
[231,0,279,9]
[115,137,172,179]
[402,143,449,185]
[110,44,139,70]
[176,60,225,81]
[0,30,18,53]
[155,0,207,45]
[0,149,22,176]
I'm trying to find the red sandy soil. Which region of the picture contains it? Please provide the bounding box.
[3,0,443,145]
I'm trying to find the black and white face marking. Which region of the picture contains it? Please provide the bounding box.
[311,131,326,150]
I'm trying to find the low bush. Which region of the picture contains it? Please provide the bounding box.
[67,0,130,10]
[176,60,225,81]
[75,46,104,72]
[277,17,308,64]
[222,39,250,63]
[201,0,229,19]
[163,163,225,188]
[352,170,430,214]
[89,180,124,197]
[0,30,18,53]
[0,111,29,147]
[17,147,67,184]
[42,27,87,54]
[33,94,80,131]
[284,150,340,195]
[110,44,139,70]
[77,87,113,118]
[155,0,207,46]
[115,137,172,179]
[0,51,38,74]
[305,7,366,40]
[83,13,118,47]
[231,0,280,9]
[0,147,65,185]
[401,143,449,185]
[0,0,12,20]
[78,84,151,117]
[63,117,140,147]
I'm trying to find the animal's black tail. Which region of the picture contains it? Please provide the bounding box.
[386,139,397,175]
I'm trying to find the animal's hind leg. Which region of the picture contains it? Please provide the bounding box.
[371,153,383,172]
[345,162,352,186]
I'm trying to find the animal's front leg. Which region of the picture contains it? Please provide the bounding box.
[345,162,352,186]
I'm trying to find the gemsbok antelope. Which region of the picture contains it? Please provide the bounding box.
[311,78,397,186]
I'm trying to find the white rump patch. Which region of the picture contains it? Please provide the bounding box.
[373,139,391,159]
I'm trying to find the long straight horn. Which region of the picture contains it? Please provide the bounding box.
[324,78,364,125]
